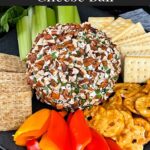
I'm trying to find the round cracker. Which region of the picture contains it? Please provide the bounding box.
[114,83,141,99]
[84,106,107,132]
[117,125,146,149]
[121,111,134,128]
[134,117,150,144]
[101,109,125,137]
[135,96,150,118]
[103,93,123,110]
[123,93,145,114]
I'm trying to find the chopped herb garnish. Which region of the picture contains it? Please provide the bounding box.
[52,52,57,59]
[43,86,49,94]
[37,54,42,60]
[45,66,49,72]
[106,69,111,74]
[39,93,44,99]
[82,84,88,89]
[61,82,67,86]
[74,87,79,94]
[53,35,57,40]
[95,89,102,99]
[76,51,80,56]
[85,38,90,44]
[80,98,86,105]
[104,66,108,70]
[33,77,37,83]
[58,79,61,83]
[88,105,93,109]
[85,66,89,71]
[113,76,118,81]
[102,88,107,93]
[102,41,105,44]
[47,84,51,88]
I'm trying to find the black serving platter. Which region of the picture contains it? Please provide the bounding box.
[0,6,150,150]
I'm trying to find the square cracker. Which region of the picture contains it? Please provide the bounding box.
[116,33,150,45]
[88,17,114,30]
[0,91,32,131]
[0,83,31,93]
[0,53,26,73]
[114,22,145,43]
[0,72,28,84]
[118,42,150,57]
[124,55,150,83]
[102,17,133,40]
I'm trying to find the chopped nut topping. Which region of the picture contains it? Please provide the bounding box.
[27,23,121,110]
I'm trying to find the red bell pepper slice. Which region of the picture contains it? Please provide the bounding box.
[47,110,71,150]
[26,139,40,150]
[85,128,110,150]
[105,138,122,150]
[67,112,73,124]
[58,110,68,118]
[69,109,92,150]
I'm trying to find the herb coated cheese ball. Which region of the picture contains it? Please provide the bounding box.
[27,23,121,111]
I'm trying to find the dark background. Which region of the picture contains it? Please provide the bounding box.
[0,6,150,150]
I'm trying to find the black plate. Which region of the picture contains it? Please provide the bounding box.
[0,6,150,150]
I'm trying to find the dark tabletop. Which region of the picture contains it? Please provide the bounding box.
[0,6,150,150]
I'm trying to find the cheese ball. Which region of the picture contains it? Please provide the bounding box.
[27,23,121,111]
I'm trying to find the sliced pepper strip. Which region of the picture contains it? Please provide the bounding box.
[26,139,40,150]
[47,110,71,150]
[67,112,73,124]
[58,110,68,118]
[69,109,92,150]
[40,134,59,150]
[105,138,122,150]
[14,109,51,146]
[85,128,110,150]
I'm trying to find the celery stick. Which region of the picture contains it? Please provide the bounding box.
[28,7,34,45]
[47,7,56,26]
[28,7,34,32]
[34,6,47,33]
[56,6,75,24]
[21,16,32,60]
[31,14,37,44]
[17,16,32,60]
[74,6,81,24]
[17,20,23,59]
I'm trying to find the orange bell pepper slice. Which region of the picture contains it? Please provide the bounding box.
[69,109,92,150]
[47,110,71,150]
[85,128,110,150]
[40,134,59,150]
[14,109,51,146]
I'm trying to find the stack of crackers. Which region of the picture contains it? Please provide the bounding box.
[89,17,150,83]
[0,53,32,131]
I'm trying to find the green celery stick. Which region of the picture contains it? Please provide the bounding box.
[28,7,34,45]
[56,6,75,24]
[31,13,37,44]
[16,20,23,59]
[47,7,56,26]
[74,6,81,24]
[28,7,34,32]
[21,16,32,60]
[34,6,47,33]
[17,16,32,60]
